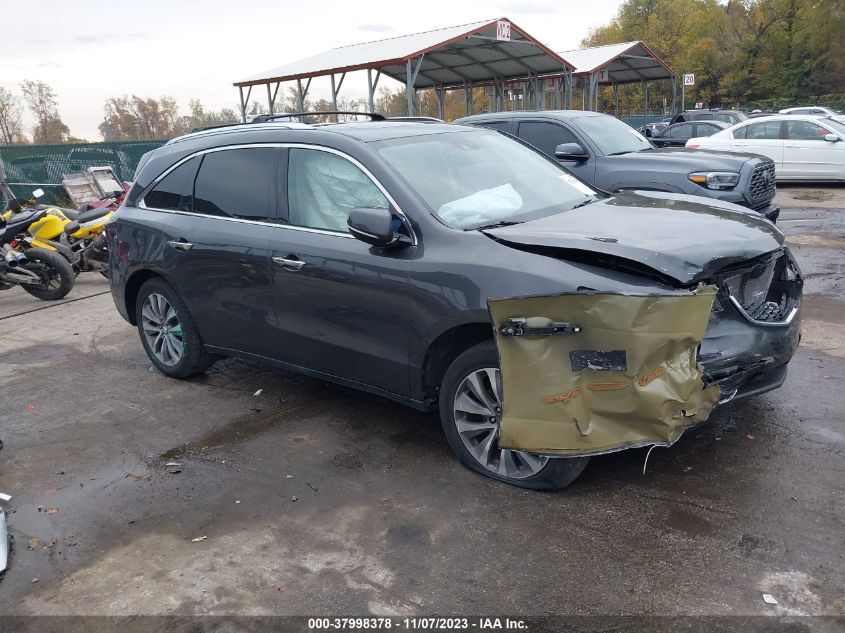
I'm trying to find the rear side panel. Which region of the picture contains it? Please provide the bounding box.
[489,286,721,456]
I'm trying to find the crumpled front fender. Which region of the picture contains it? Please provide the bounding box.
[489,286,721,456]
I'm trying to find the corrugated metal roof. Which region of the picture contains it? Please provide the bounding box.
[235,18,574,89]
[558,41,676,83]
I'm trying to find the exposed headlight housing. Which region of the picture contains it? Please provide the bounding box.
[688,171,740,190]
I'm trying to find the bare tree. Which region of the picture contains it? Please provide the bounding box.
[0,87,25,144]
[21,80,71,143]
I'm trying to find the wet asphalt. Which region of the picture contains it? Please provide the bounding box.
[0,186,842,619]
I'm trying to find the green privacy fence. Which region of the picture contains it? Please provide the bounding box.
[0,140,165,206]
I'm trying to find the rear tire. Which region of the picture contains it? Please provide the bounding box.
[439,341,589,491]
[20,248,75,301]
[135,278,213,379]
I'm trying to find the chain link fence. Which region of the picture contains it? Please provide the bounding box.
[1,140,165,206]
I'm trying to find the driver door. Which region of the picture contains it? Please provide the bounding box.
[266,147,413,397]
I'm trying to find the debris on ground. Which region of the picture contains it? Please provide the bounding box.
[0,493,10,502]
[27,538,40,550]
[45,507,59,515]
[31,578,38,584]
[763,593,779,605]
[307,482,318,491]
[286,474,293,479]
[45,539,58,549]
[164,462,182,474]
[291,496,298,502]
[0,510,7,574]
[191,536,207,543]
[253,389,263,397]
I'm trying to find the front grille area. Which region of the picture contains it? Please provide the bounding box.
[720,250,801,325]
[748,162,777,208]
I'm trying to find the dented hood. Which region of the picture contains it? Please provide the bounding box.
[483,191,784,285]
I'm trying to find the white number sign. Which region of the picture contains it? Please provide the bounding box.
[496,20,511,41]
[683,73,695,86]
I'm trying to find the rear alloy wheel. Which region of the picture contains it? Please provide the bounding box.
[439,341,589,490]
[135,278,213,378]
[141,293,184,367]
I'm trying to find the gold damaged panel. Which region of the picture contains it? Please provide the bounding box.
[489,286,721,456]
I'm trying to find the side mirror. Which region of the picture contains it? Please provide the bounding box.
[554,143,589,161]
[824,133,840,142]
[347,207,401,247]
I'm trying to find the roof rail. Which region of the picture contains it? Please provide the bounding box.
[251,111,385,123]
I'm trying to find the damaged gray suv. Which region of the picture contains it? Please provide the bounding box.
[109,120,801,490]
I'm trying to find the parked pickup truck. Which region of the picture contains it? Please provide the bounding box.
[455,111,779,222]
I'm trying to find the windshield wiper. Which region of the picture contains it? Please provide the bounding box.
[472,220,523,230]
[568,196,599,210]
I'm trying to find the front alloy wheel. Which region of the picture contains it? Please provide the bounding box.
[453,368,549,479]
[439,341,589,490]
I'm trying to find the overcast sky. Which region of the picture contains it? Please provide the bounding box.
[3,0,625,141]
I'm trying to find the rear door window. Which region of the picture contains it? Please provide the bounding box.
[743,121,782,140]
[516,120,580,156]
[193,148,279,221]
[143,157,200,212]
[668,124,694,139]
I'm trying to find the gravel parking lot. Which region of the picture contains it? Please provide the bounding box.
[0,186,843,620]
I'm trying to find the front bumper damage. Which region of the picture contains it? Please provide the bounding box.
[489,286,724,457]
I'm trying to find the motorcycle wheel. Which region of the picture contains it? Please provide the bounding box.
[20,247,76,301]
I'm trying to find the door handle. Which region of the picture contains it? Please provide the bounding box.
[167,240,193,252]
[272,256,306,271]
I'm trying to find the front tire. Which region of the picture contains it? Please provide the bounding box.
[21,248,75,301]
[135,278,213,378]
[439,341,589,490]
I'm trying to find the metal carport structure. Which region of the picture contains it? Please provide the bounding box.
[233,18,575,120]
[557,41,677,115]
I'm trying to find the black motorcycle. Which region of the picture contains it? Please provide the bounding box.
[0,207,76,301]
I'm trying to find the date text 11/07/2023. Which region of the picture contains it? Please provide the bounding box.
[307,617,528,630]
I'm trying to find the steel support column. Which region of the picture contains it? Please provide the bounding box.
[367,68,381,113]
[644,80,649,116]
[671,76,677,113]
[614,83,619,116]
[405,56,424,116]
[436,87,445,119]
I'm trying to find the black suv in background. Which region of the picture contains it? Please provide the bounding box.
[455,111,779,221]
[109,120,800,490]
[670,109,748,125]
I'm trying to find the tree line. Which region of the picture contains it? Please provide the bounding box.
[585,0,845,113]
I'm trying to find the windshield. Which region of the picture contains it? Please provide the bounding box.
[574,115,653,155]
[373,130,596,230]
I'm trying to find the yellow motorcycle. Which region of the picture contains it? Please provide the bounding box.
[2,190,114,275]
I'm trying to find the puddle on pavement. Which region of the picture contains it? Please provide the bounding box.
[5,466,137,540]
[666,507,714,536]
[0,344,76,365]
[154,400,314,466]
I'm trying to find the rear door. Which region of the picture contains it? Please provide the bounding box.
[731,120,785,174]
[266,146,413,396]
[657,123,696,147]
[141,147,279,356]
[514,119,596,183]
[783,119,843,180]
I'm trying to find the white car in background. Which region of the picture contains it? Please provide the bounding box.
[686,115,845,181]
[779,106,840,117]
